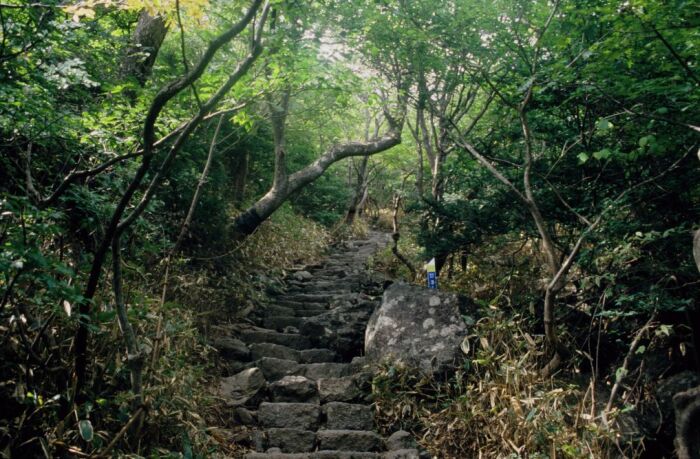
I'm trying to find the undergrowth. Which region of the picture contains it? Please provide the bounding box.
[0,200,332,458]
[372,313,631,458]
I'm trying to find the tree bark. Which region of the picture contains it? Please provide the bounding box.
[344,155,369,224]
[120,10,168,86]
[72,0,268,403]
[233,108,404,236]
[232,151,249,204]
[693,229,700,273]
[391,194,416,278]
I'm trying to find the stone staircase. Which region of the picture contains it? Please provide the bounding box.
[215,231,424,458]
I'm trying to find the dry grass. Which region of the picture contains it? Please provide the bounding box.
[95,207,334,456]
[372,313,631,459]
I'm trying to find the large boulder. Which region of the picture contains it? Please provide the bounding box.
[365,283,470,373]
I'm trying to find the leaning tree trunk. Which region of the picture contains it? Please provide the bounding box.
[72,0,268,403]
[233,110,404,237]
[120,10,168,86]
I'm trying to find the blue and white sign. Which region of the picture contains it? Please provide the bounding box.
[425,258,437,289]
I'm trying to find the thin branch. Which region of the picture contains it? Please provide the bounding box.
[601,313,657,428]
[643,18,699,85]
[173,115,224,249]
[23,142,41,203]
[543,176,592,226]
[73,0,266,403]
[40,152,142,207]
[175,0,202,108]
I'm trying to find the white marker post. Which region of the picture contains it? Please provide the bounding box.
[425,258,437,289]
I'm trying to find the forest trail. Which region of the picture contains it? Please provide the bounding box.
[216,231,421,458]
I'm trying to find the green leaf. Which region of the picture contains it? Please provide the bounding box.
[593,149,612,160]
[635,345,646,355]
[577,152,590,164]
[79,419,94,442]
[615,367,628,382]
[525,408,537,422]
[639,135,655,148]
[596,119,613,131]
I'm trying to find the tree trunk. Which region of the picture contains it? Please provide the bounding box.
[693,229,700,273]
[72,0,268,402]
[120,10,168,86]
[344,155,369,224]
[391,194,416,278]
[233,109,404,236]
[231,151,248,204]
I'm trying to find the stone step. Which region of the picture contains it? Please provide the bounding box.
[239,329,311,350]
[258,402,321,430]
[383,450,421,459]
[283,293,344,303]
[265,428,316,453]
[250,343,300,362]
[211,336,251,361]
[323,402,374,430]
[317,377,364,403]
[303,362,353,380]
[265,305,296,317]
[245,452,381,459]
[275,300,329,311]
[250,343,337,363]
[317,430,384,452]
[263,315,304,331]
[300,348,338,363]
[269,376,318,403]
[314,453,382,459]
[257,357,302,381]
[289,277,360,286]
[294,309,331,318]
[257,358,353,382]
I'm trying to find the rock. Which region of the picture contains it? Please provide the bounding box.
[269,375,318,403]
[293,270,313,282]
[250,343,301,362]
[317,377,363,403]
[252,429,267,452]
[220,367,266,406]
[239,328,312,350]
[350,356,369,373]
[313,452,380,459]
[266,428,316,453]
[258,402,321,430]
[673,384,700,459]
[365,283,469,373]
[317,430,384,452]
[264,315,303,331]
[212,336,251,361]
[222,359,254,376]
[300,298,377,359]
[652,371,700,438]
[304,362,352,380]
[323,402,374,430]
[383,450,420,459]
[385,431,416,451]
[257,357,301,382]
[234,407,257,425]
[300,348,338,363]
